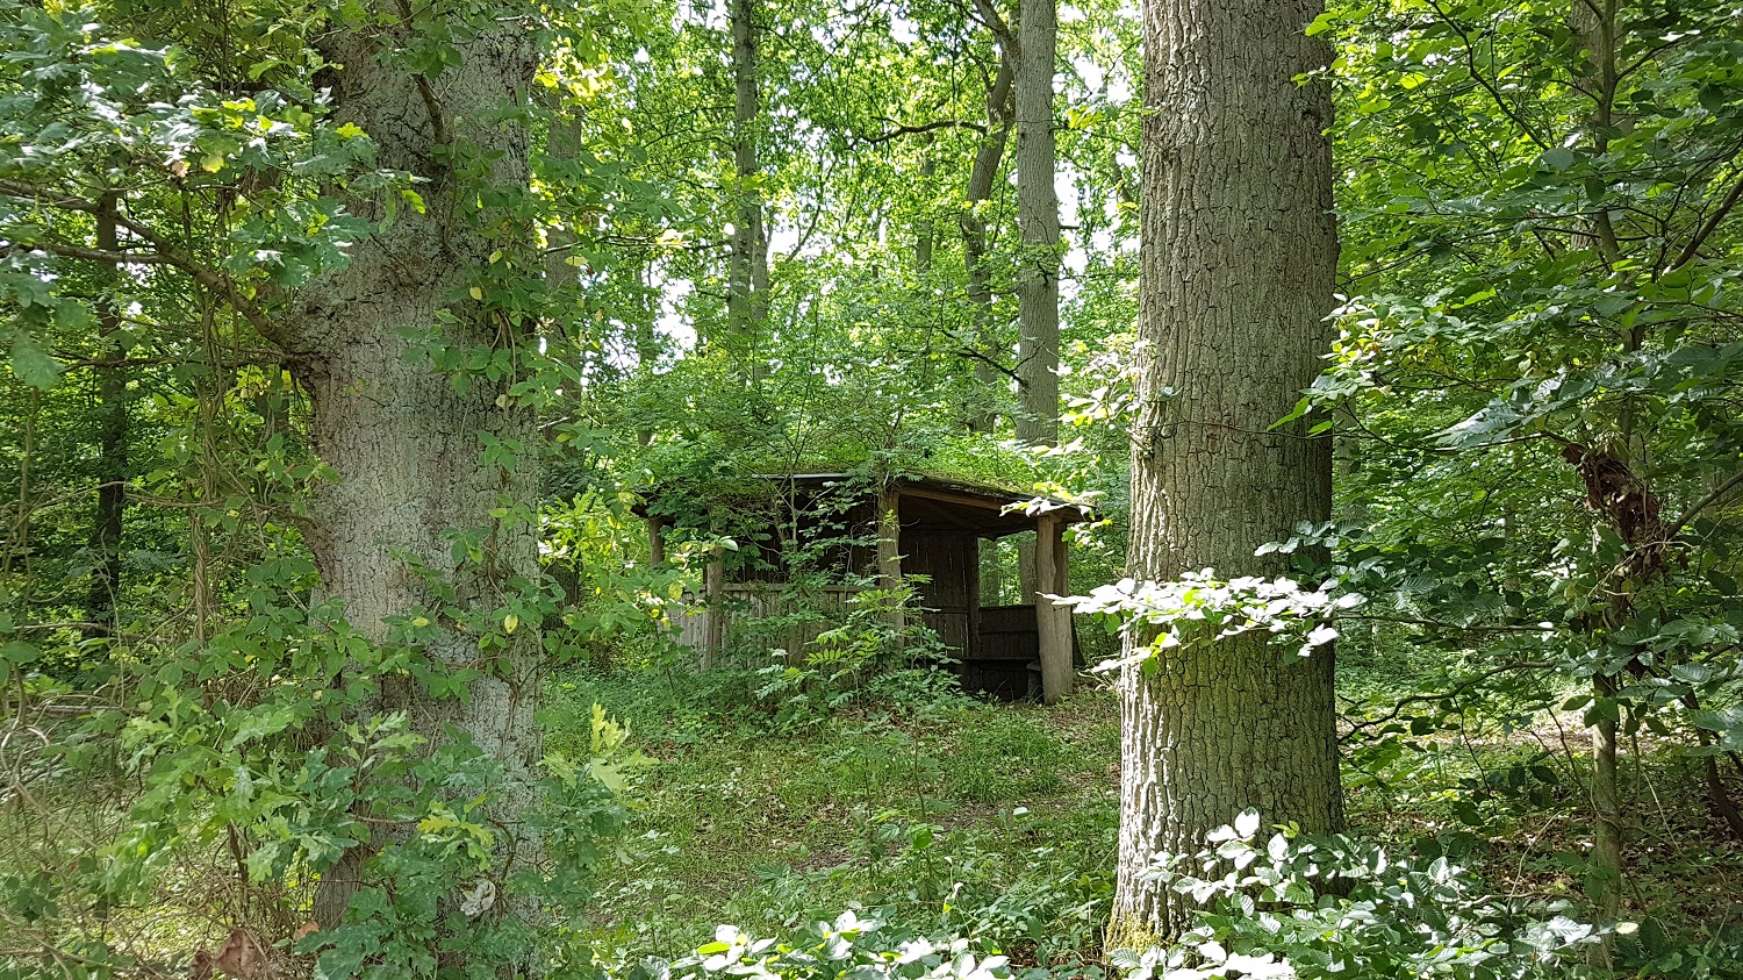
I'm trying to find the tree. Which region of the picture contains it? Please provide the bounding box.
[1013,0,1063,603]
[1316,0,1743,939]
[1111,0,1342,942]
[2,0,550,946]
[727,0,770,377]
[292,5,545,930]
[83,192,126,639]
[962,3,1016,436]
[1014,0,1061,452]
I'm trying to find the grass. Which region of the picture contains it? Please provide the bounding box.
[6,654,1738,975]
[549,660,1743,974]
[544,669,1122,966]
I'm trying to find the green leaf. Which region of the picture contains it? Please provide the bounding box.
[1,639,39,666]
[1268,396,1311,431]
[9,334,62,389]
[1582,697,1621,727]
[1540,147,1576,171]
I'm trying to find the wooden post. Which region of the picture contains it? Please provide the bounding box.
[703,545,725,668]
[964,535,982,675]
[877,487,905,637]
[646,515,666,565]
[1034,513,1073,703]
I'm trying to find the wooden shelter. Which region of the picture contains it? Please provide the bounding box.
[642,473,1091,703]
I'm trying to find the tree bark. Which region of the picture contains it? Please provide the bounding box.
[961,53,1015,435]
[1014,0,1060,604]
[1014,0,1060,450]
[703,547,726,668]
[290,11,544,930]
[1033,513,1072,703]
[84,192,127,638]
[1112,0,1341,944]
[877,486,905,640]
[1569,2,1627,944]
[916,150,937,276]
[1589,673,1624,931]
[728,0,768,376]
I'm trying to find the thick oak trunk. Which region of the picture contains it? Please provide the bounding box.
[1113,0,1341,942]
[290,13,544,928]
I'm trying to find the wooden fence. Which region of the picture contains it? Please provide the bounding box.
[672,583,861,665]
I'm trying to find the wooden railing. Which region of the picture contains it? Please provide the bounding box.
[672,583,861,664]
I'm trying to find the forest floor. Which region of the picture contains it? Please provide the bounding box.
[552,661,1743,971]
[546,669,1123,966]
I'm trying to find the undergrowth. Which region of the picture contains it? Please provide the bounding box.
[547,668,1121,968]
[547,664,1743,978]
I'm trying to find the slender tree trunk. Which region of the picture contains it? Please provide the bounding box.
[635,261,660,447]
[962,55,1015,435]
[1569,2,1627,944]
[1112,0,1341,944]
[916,150,937,275]
[729,0,767,376]
[1590,672,1624,930]
[293,13,543,930]
[1014,0,1060,604]
[84,192,127,638]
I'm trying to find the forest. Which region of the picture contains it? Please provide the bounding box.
[1,0,1741,976]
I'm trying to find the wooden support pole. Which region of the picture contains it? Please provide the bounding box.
[964,534,982,673]
[876,487,905,638]
[1034,512,1073,703]
[703,545,725,668]
[646,515,667,565]
[1054,517,1072,665]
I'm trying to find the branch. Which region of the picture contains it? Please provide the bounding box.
[1340,660,1554,743]
[1668,170,1743,272]
[0,180,293,349]
[1424,0,1549,151]
[1,240,169,266]
[857,119,987,145]
[392,0,448,145]
[115,213,291,349]
[955,345,1020,383]
[970,0,1015,52]
[1663,466,1743,542]
[1346,614,1555,634]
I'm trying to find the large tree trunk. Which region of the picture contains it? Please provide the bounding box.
[1014,0,1060,604]
[1112,0,1341,943]
[1014,0,1060,451]
[291,13,543,930]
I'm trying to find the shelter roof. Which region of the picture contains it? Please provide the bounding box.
[642,471,1094,538]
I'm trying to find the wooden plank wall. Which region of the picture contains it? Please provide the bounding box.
[900,530,976,655]
[965,603,1042,701]
[974,604,1041,661]
[673,584,858,665]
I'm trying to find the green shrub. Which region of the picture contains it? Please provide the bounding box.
[1114,812,1606,980]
